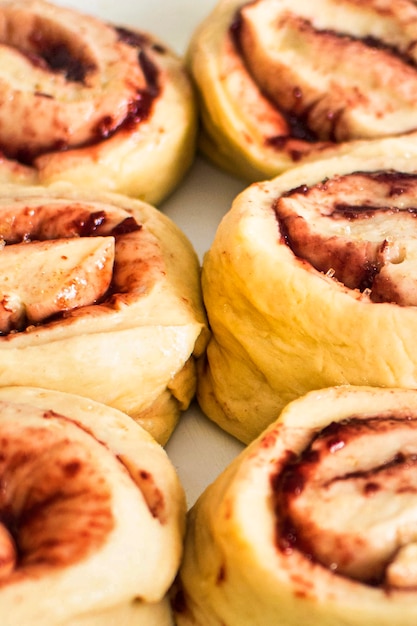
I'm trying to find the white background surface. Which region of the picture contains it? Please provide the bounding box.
[56,0,247,507]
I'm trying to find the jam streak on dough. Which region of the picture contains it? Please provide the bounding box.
[0,1,161,164]
[0,406,114,584]
[229,0,417,152]
[0,197,161,334]
[274,170,417,305]
[271,413,417,589]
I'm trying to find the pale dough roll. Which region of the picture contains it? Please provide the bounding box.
[174,386,417,626]
[187,0,417,182]
[0,0,197,204]
[0,182,208,445]
[0,386,186,626]
[198,133,417,443]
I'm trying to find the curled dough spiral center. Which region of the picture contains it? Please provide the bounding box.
[0,0,150,160]
[276,415,417,585]
[0,401,116,582]
[275,170,417,305]
[238,0,417,141]
[0,195,163,333]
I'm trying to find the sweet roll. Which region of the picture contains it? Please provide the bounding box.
[0,0,197,204]
[0,182,208,444]
[198,135,417,443]
[187,0,417,181]
[0,385,186,625]
[174,385,417,626]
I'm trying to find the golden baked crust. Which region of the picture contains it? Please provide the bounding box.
[175,385,417,626]
[198,134,417,443]
[0,0,197,204]
[0,386,185,625]
[0,182,208,445]
[188,0,417,181]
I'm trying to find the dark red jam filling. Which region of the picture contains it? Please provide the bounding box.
[229,9,318,145]
[0,211,143,335]
[1,26,161,165]
[229,7,415,150]
[25,43,93,83]
[270,415,417,586]
[274,170,417,294]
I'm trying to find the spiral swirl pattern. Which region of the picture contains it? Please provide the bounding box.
[0,182,207,444]
[188,0,417,181]
[0,0,196,204]
[175,386,417,626]
[197,136,417,443]
[0,386,185,626]
[275,169,417,306]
